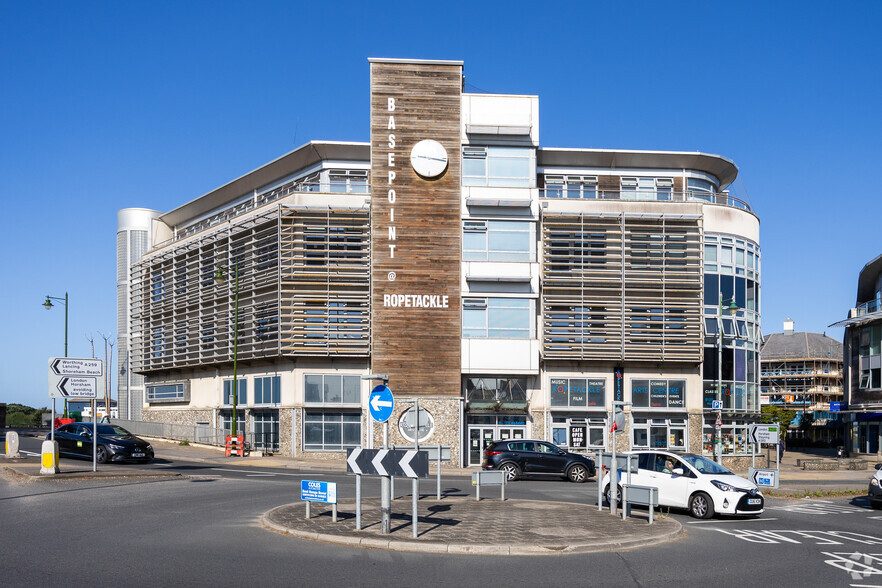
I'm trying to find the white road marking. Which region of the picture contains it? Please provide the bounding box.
[20,450,40,456]
[246,474,276,477]
[822,551,882,582]
[767,500,866,515]
[696,528,882,546]
[211,468,319,477]
[688,517,776,524]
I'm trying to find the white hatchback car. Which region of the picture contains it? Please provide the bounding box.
[601,450,764,519]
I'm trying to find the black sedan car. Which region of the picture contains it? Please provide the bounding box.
[482,439,596,482]
[47,423,154,463]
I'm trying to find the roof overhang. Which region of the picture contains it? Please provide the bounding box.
[857,254,882,306]
[829,309,882,329]
[159,141,370,228]
[537,148,739,189]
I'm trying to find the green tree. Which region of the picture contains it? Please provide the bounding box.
[760,405,796,439]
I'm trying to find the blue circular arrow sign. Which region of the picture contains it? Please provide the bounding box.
[368,385,394,423]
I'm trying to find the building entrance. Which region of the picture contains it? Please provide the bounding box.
[466,416,527,466]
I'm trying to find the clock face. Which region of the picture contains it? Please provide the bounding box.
[410,139,448,178]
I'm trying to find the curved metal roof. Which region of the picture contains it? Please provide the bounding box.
[537,148,739,189]
[159,141,370,228]
[857,253,882,306]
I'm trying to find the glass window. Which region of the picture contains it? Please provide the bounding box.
[304,374,361,405]
[462,297,532,339]
[303,411,361,451]
[704,274,719,306]
[146,383,186,402]
[463,220,532,262]
[223,379,247,406]
[550,378,605,408]
[632,380,649,407]
[254,376,281,405]
[253,410,279,452]
[463,146,533,187]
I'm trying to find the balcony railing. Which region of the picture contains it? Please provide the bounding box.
[539,189,752,212]
[856,298,881,317]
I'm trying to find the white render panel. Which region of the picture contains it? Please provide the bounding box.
[462,94,539,145]
[461,338,540,373]
[461,261,539,296]
[701,205,760,243]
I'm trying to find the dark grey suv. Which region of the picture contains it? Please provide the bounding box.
[482,439,596,482]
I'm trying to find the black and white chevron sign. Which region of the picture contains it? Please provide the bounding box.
[346,448,429,478]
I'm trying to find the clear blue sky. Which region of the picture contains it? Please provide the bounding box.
[2,1,880,409]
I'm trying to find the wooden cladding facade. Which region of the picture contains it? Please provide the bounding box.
[369,60,463,396]
[542,212,703,363]
[131,204,371,374]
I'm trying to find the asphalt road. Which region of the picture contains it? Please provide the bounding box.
[5,436,882,587]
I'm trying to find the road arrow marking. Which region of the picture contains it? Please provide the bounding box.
[347,448,362,474]
[400,450,418,478]
[372,449,388,476]
[370,394,393,413]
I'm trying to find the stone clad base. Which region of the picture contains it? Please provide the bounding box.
[371,397,463,467]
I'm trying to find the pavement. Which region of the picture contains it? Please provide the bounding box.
[3,428,880,556]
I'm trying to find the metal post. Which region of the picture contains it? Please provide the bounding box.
[390,444,395,500]
[476,473,480,501]
[92,401,97,472]
[232,262,239,440]
[649,490,655,524]
[596,450,603,510]
[716,328,723,464]
[501,473,505,501]
[63,292,68,418]
[412,399,419,539]
[355,474,362,530]
[380,421,390,534]
[436,443,442,500]
[610,420,617,517]
[332,503,337,523]
[305,501,310,519]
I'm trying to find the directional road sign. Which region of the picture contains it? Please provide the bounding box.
[346,448,429,478]
[750,423,779,444]
[368,385,394,423]
[748,467,779,488]
[49,357,103,377]
[50,376,98,399]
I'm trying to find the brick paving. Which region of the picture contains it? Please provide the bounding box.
[263,495,682,555]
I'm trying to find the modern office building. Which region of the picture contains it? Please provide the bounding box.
[831,254,882,455]
[122,58,762,467]
[760,318,843,444]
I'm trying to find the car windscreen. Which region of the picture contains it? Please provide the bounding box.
[680,454,734,475]
[95,425,131,437]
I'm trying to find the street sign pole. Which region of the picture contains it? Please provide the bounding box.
[381,420,390,534]
[412,398,419,538]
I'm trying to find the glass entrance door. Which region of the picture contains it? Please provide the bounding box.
[469,427,497,466]
[467,425,526,466]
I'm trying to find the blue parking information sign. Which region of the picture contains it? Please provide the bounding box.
[301,480,337,504]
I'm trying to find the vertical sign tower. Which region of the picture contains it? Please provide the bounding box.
[369,59,463,447]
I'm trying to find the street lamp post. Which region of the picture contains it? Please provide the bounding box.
[716,298,739,465]
[43,293,69,425]
[214,263,240,443]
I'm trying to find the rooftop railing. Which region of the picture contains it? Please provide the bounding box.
[539,188,753,212]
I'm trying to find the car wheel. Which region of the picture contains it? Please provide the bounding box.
[96,445,109,464]
[689,491,714,519]
[604,484,624,505]
[499,462,520,482]
[567,464,589,483]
